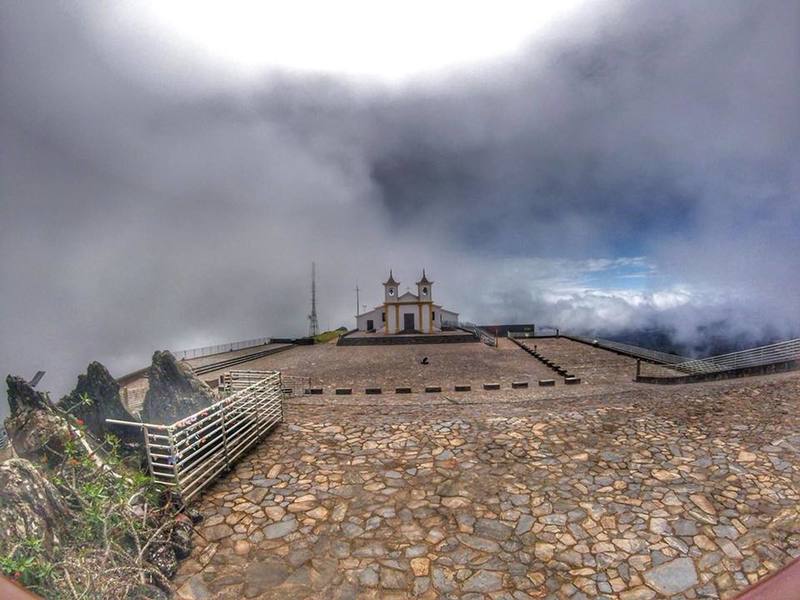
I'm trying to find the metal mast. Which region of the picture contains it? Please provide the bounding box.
[355,284,360,317]
[308,262,319,337]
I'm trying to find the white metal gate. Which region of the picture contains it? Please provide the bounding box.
[109,371,284,502]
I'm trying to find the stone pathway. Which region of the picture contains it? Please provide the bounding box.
[175,373,800,599]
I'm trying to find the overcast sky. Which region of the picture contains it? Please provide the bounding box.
[1,1,798,403]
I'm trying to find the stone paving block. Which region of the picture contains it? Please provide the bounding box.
[511,381,529,389]
[539,379,556,386]
[564,377,581,385]
[178,362,800,600]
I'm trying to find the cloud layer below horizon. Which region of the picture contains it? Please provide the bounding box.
[1,1,798,402]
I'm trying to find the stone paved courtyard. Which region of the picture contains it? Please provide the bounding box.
[194,340,557,391]
[174,366,800,600]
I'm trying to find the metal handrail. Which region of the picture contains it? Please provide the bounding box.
[173,337,271,361]
[108,371,283,502]
[565,334,689,365]
[219,369,276,393]
[673,337,800,374]
[564,331,800,375]
[460,321,497,347]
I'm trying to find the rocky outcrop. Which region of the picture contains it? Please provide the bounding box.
[58,361,140,445]
[0,458,71,553]
[6,374,50,414]
[5,376,71,465]
[141,351,215,425]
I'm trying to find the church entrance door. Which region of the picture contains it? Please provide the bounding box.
[403,313,415,332]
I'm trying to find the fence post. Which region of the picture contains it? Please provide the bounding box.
[220,398,230,469]
[278,373,284,421]
[636,359,641,381]
[279,374,285,423]
[142,424,156,480]
[167,428,182,497]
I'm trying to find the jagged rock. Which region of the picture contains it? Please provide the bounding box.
[145,535,179,579]
[141,351,215,425]
[58,361,141,446]
[171,515,194,560]
[6,374,50,413]
[184,505,204,524]
[0,458,71,553]
[131,584,170,600]
[5,375,71,465]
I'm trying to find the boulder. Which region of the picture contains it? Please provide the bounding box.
[170,515,194,560]
[6,374,50,413]
[58,361,140,446]
[141,351,215,425]
[145,534,179,579]
[5,376,71,465]
[0,458,71,553]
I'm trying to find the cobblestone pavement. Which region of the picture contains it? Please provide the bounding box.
[175,372,800,599]
[519,338,681,384]
[193,339,558,391]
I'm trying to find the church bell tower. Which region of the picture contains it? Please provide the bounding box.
[416,269,433,302]
[383,270,399,303]
[383,270,399,333]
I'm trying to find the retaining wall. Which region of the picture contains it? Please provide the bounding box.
[337,332,478,346]
[636,359,800,384]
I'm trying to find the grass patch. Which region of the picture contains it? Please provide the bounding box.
[0,401,178,599]
[314,327,348,344]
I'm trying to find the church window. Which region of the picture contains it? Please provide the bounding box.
[388,288,395,296]
[422,287,428,295]
[432,311,436,320]
[382,312,385,322]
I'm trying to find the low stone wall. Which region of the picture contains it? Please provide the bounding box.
[636,359,800,384]
[337,332,478,346]
[478,323,537,336]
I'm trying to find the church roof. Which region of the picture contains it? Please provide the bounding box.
[383,269,399,286]
[416,269,433,285]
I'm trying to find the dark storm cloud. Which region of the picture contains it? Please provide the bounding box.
[1,1,798,407]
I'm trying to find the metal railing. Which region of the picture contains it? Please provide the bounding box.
[672,337,800,374]
[460,321,497,347]
[279,375,312,397]
[219,371,310,398]
[219,370,276,393]
[508,331,536,339]
[173,337,271,361]
[565,333,689,365]
[108,371,283,503]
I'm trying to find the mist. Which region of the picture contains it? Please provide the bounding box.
[2,1,798,410]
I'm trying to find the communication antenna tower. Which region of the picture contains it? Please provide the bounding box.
[308,262,319,337]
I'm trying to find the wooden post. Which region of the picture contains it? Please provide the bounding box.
[636,359,641,380]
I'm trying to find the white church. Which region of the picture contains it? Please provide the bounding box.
[356,270,459,334]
